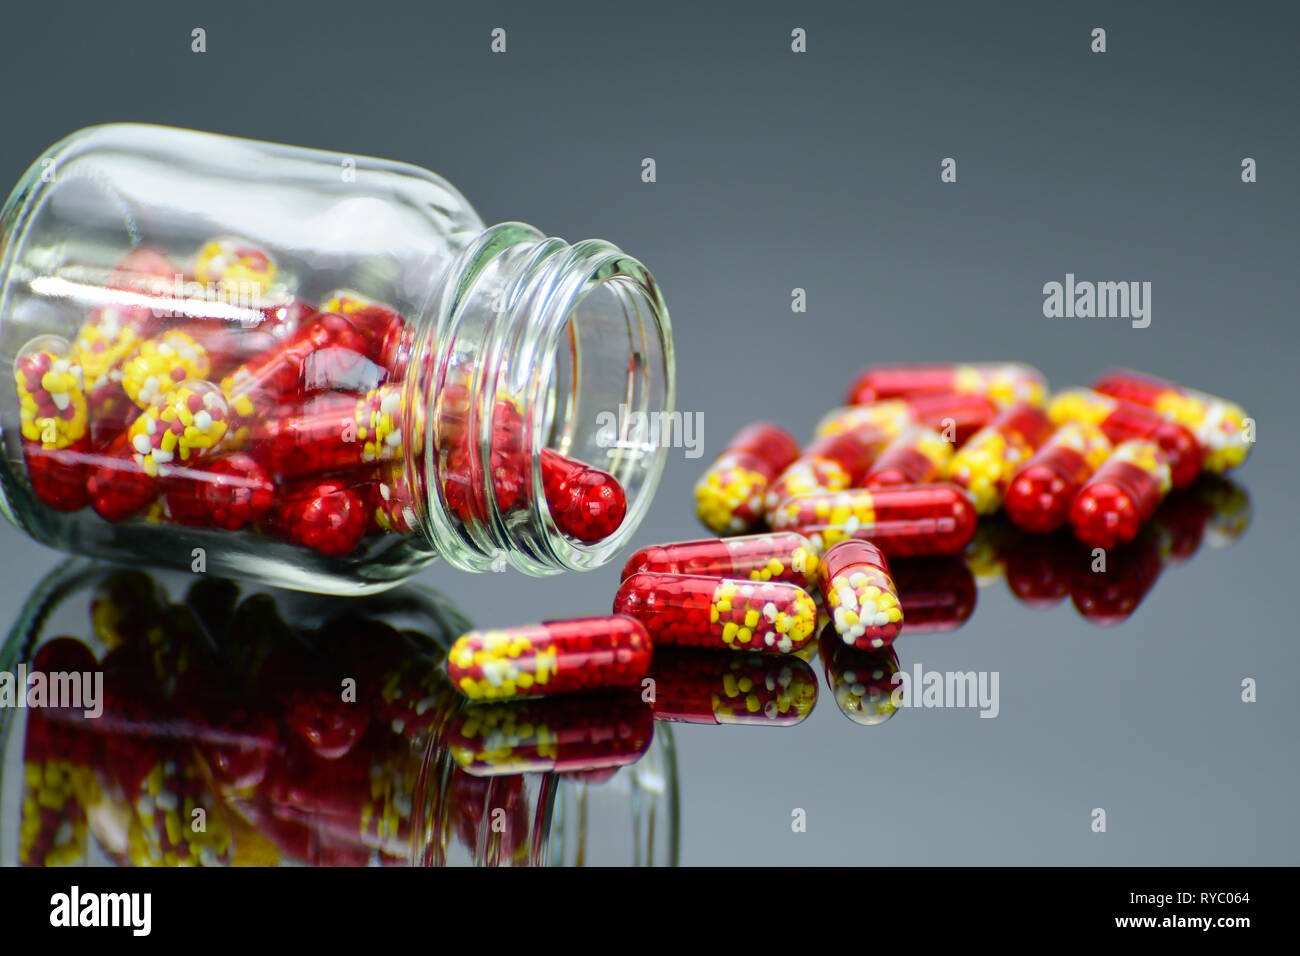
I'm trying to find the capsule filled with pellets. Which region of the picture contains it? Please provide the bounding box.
[1092,369,1252,473]
[1069,440,1171,549]
[694,422,800,534]
[944,403,1052,514]
[762,425,890,521]
[621,531,819,588]
[540,448,627,544]
[864,424,953,488]
[845,362,1046,408]
[647,648,819,727]
[902,391,1000,447]
[818,540,903,650]
[771,483,977,558]
[812,400,915,440]
[613,572,818,654]
[447,615,653,701]
[1003,422,1113,533]
[1048,387,1203,488]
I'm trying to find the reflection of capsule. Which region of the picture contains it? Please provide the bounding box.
[864,425,953,488]
[945,403,1053,514]
[1194,475,1252,548]
[447,693,654,777]
[818,540,903,650]
[613,573,818,654]
[1069,440,1171,549]
[447,616,653,701]
[621,531,819,589]
[1070,529,1166,626]
[762,425,891,521]
[694,422,800,534]
[963,515,1023,587]
[818,627,901,726]
[1003,423,1112,533]
[1002,533,1078,609]
[1048,387,1202,488]
[891,557,978,632]
[772,484,977,558]
[1093,369,1252,473]
[845,362,1046,408]
[647,648,818,726]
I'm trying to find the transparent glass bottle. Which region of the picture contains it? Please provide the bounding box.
[0,125,674,593]
[0,561,679,867]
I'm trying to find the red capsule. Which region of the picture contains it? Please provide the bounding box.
[1048,387,1203,489]
[762,424,890,521]
[647,648,819,726]
[447,616,652,700]
[694,422,800,534]
[944,403,1053,514]
[541,448,626,544]
[1092,369,1252,473]
[864,424,953,488]
[770,483,978,558]
[268,477,369,557]
[613,572,818,654]
[818,540,903,650]
[23,439,90,511]
[846,362,1046,408]
[903,391,1000,447]
[891,557,978,632]
[621,531,819,588]
[1004,422,1113,533]
[447,693,654,775]
[1069,440,1172,549]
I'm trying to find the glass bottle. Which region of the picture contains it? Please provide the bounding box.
[0,560,679,867]
[0,125,674,593]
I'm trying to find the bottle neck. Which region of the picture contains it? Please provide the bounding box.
[399,222,674,574]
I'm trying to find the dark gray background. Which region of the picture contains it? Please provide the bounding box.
[1,0,1296,864]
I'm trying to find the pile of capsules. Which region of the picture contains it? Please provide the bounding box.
[444,362,1252,709]
[12,241,627,557]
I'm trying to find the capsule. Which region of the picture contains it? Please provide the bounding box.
[891,556,978,632]
[1069,440,1172,549]
[864,424,953,488]
[944,403,1053,514]
[1003,422,1113,533]
[647,648,819,726]
[621,531,819,589]
[447,615,653,701]
[1048,387,1202,488]
[612,573,818,654]
[694,422,800,534]
[818,629,901,726]
[812,400,915,440]
[903,391,1000,447]
[1092,369,1252,473]
[447,693,654,776]
[771,484,978,558]
[845,362,1046,408]
[818,540,903,650]
[762,424,891,521]
[540,448,627,544]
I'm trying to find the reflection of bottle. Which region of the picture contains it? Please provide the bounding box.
[0,125,675,592]
[0,561,678,866]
